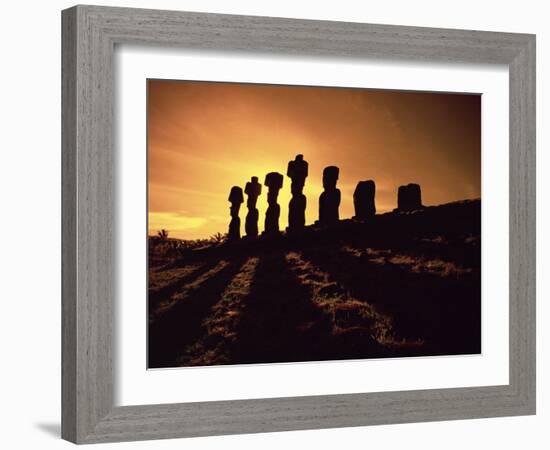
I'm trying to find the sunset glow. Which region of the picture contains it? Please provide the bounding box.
[148,80,480,240]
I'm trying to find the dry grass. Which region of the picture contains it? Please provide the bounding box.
[149,264,201,293]
[179,257,260,366]
[285,252,397,346]
[341,246,472,278]
[151,260,229,318]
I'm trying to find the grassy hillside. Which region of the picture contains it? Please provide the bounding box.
[148,199,481,368]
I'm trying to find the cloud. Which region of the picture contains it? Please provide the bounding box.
[148,212,207,236]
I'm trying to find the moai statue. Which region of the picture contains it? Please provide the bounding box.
[244,176,262,238]
[263,172,284,235]
[396,183,423,211]
[318,166,341,226]
[353,180,376,221]
[227,186,244,241]
[286,154,309,232]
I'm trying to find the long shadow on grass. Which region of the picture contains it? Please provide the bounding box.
[300,246,481,356]
[230,251,333,365]
[148,259,222,316]
[345,234,481,270]
[229,250,391,365]
[148,257,246,368]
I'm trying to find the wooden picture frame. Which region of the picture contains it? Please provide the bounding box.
[62,5,536,444]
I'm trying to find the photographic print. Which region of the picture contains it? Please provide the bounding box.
[147,80,481,369]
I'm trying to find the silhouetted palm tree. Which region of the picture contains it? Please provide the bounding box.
[210,232,226,244]
[157,229,169,240]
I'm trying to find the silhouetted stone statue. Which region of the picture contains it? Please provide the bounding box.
[287,154,309,232]
[263,172,284,235]
[244,176,262,238]
[396,183,423,211]
[228,186,244,241]
[318,166,340,226]
[354,180,376,220]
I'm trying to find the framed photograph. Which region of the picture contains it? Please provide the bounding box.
[147,79,483,369]
[62,5,536,444]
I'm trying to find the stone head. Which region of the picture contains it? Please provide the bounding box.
[228,186,244,204]
[264,172,284,191]
[322,166,339,190]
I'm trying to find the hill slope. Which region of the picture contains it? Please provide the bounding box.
[148,199,481,368]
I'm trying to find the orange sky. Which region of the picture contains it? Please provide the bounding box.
[148,79,480,240]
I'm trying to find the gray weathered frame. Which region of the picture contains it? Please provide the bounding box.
[62,4,536,444]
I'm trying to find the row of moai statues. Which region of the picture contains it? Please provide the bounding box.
[227,154,311,241]
[227,154,423,240]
